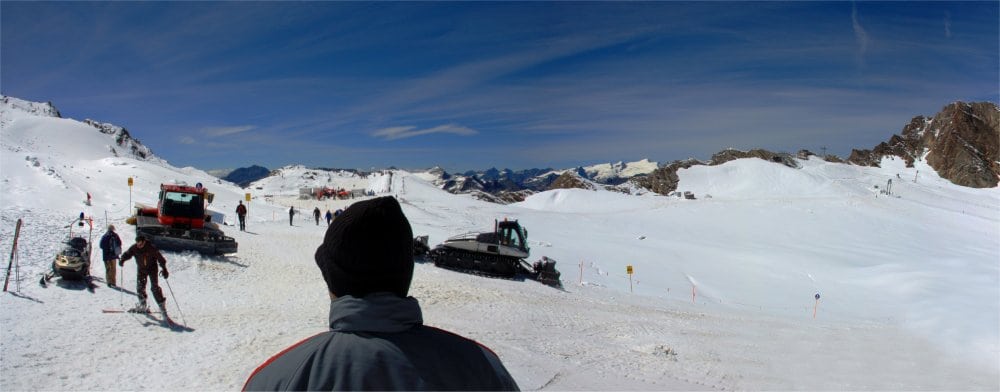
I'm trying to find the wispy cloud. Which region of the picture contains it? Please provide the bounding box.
[372,124,477,140]
[202,125,255,137]
[944,12,952,38]
[852,3,871,67]
[179,136,196,145]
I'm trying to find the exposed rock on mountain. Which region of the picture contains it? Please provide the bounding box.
[82,119,153,160]
[711,149,798,169]
[1,95,61,118]
[849,101,999,188]
[630,158,701,196]
[632,149,800,196]
[547,171,597,191]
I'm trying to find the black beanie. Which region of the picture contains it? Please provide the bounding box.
[315,196,414,298]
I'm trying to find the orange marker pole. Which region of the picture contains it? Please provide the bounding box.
[813,293,821,319]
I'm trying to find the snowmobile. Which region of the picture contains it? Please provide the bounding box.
[128,183,238,255]
[41,215,94,286]
[426,219,562,287]
[50,237,92,280]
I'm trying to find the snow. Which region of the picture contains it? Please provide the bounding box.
[2,97,998,390]
[581,159,659,182]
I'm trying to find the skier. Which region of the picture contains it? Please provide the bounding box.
[98,224,122,288]
[313,207,321,226]
[288,206,295,226]
[243,197,519,391]
[119,235,169,314]
[236,200,248,231]
[324,209,333,226]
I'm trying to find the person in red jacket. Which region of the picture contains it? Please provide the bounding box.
[119,235,169,314]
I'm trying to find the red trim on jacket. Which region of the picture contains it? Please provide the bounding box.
[242,331,327,391]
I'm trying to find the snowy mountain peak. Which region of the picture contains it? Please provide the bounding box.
[580,158,659,182]
[1,94,62,119]
[1,95,159,163]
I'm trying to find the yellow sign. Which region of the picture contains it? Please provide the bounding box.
[245,193,252,202]
[128,177,133,187]
[627,265,633,275]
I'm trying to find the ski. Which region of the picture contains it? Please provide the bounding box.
[161,315,193,331]
[103,309,193,331]
[102,309,162,314]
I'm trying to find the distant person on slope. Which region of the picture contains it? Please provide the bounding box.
[119,235,169,314]
[243,196,519,391]
[98,224,122,288]
[313,207,321,226]
[289,206,295,226]
[236,200,248,231]
[324,209,333,226]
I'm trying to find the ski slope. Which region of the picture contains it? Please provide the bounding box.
[1,99,998,390]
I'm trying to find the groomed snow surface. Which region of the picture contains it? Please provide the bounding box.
[1,105,998,390]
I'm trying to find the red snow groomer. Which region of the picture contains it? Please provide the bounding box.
[130,183,238,255]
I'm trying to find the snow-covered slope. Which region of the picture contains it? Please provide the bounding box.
[246,165,384,197]
[0,96,288,227]
[1,96,997,390]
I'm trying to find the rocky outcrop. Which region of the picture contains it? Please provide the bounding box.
[1,95,61,118]
[547,172,596,191]
[711,148,799,169]
[632,148,798,195]
[470,189,535,204]
[82,119,153,160]
[631,158,702,195]
[849,101,999,188]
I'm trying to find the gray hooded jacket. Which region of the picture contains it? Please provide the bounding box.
[243,293,519,391]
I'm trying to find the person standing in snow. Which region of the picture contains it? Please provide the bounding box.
[119,235,169,314]
[324,209,333,226]
[236,200,248,231]
[313,207,321,226]
[98,224,122,288]
[243,197,519,391]
[288,206,295,226]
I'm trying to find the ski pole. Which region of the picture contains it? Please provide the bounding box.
[163,277,186,325]
[119,262,125,308]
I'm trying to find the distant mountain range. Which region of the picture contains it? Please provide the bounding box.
[218,101,998,202]
[4,94,996,203]
[222,165,271,187]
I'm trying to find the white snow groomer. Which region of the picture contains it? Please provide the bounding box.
[426,219,561,287]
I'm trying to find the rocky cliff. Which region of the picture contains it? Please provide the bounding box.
[848,101,999,188]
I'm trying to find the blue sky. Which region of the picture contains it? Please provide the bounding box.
[2,2,997,172]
